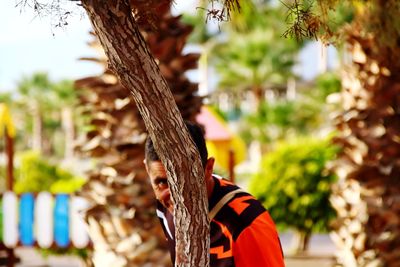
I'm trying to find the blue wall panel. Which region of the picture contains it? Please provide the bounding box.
[19,193,35,246]
[54,194,70,248]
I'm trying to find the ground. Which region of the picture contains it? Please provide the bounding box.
[13,232,336,267]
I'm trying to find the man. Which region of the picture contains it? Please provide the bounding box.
[144,121,285,266]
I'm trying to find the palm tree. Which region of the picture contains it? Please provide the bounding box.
[52,80,78,160]
[214,29,298,106]
[211,4,301,110]
[17,73,54,153]
[74,3,203,266]
[0,92,12,105]
[331,21,400,267]
[286,0,400,265]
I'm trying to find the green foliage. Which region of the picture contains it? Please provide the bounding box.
[0,92,13,104]
[182,8,216,44]
[239,99,320,144]
[17,72,55,111]
[282,0,354,43]
[306,72,342,101]
[40,247,89,261]
[249,137,339,234]
[0,165,6,190]
[208,105,229,121]
[228,1,270,33]
[52,79,78,105]
[283,0,400,49]
[10,73,81,158]
[214,29,298,90]
[210,4,301,94]
[50,176,86,194]
[14,151,56,193]
[238,71,341,144]
[14,151,85,193]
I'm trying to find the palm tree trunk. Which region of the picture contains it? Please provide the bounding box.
[252,85,264,111]
[61,107,75,160]
[32,100,43,152]
[331,32,400,267]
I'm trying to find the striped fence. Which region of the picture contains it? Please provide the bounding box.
[1,192,90,249]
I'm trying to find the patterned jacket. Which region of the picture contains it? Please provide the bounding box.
[156,175,285,267]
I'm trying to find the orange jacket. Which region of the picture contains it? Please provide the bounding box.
[157,176,285,267]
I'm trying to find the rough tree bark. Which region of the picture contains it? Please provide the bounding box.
[331,31,400,267]
[80,1,210,266]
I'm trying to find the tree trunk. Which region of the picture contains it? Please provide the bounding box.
[32,100,43,152]
[5,129,14,191]
[61,107,75,160]
[80,1,210,266]
[252,85,264,111]
[290,231,311,255]
[331,32,400,267]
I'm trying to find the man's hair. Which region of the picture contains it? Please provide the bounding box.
[145,121,208,168]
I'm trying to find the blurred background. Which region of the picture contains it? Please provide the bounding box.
[1,0,398,267]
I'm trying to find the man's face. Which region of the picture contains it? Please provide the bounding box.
[146,160,173,213]
[145,157,215,214]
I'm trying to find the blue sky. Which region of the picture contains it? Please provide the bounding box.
[0,1,334,93]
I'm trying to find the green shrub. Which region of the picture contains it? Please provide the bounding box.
[50,176,86,194]
[312,72,342,101]
[249,137,338,234]
[12,151,87,258]
[14,150,85,193]
[40,247,89,261]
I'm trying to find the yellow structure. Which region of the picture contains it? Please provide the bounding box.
[0,103,16,138]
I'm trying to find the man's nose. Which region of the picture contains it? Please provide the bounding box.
[160,187,171,201]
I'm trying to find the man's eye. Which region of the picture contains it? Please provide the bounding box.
[156,179,168,187]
